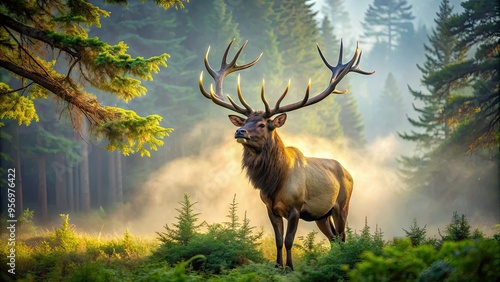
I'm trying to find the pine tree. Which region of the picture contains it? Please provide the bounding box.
[271,0,323,88]
[375,73,405,136]
[224,194,241,232]
[428,0,499,152]
[323,0,352,43]
[157,193,202,245]
[0,0,181,156]
[398,0,461,189]
[402,218,427,246]
[338,94,367,148]
[296,15,343,140]
[361,0,415,50]
[230,0,283,87]
[439,211,471,242]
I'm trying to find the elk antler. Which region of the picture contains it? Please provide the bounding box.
[199,39,262,116]
[261,40,374,117]
[199,40,374,117]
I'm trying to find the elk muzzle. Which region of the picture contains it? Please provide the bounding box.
[234,128,248,143]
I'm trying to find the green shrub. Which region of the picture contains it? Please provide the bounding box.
[403,218,427,246]
[155,194,265,274]
[66,261,118,282]
[295,231,328,265]
[138,255,204,282]
[220,262,295,282]
[18,208,36,235]
[52,214,79,251]
[349,238,500,281]
[155,224,265,274]
[299,220,385,281]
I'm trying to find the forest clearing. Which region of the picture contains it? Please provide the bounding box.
[1,0,498,281]
[1,199,499,281]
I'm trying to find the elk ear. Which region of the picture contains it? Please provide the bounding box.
[272,113,287,128]
[228,115,246,127]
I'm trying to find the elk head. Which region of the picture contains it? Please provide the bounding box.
[199,39,374,148]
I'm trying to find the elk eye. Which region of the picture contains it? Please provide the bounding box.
[258,123,265,128]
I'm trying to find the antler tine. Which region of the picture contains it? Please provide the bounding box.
[268,80,291,116]
[199,40,264,116]
[337,39,344,65]
[225,40,263,73]
[266,42,374,117]
[260,79,272,116]
[317,43,334,70]
[351,49,375,75]
[236,74,254,114]
[204,46,217,80]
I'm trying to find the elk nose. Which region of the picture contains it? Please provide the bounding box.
[235,128,247,137]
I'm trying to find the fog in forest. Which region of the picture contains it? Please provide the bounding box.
[3,0,498,240]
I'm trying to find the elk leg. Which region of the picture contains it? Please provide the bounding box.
[267,208,284,267]
[315,217,336,241]
[284,208,300,270]
[332,205,346,241]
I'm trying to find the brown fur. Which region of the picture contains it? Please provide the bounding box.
[229,112,353,270]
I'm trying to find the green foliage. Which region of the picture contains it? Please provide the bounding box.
[97,107,172,156]
[52,214,80,252]
[295,231,328,265]
[349,238,500,281]
[403,218,427,246]
[1,211,499,281]
[157,193,202,245]
[155,194,265,274]
[0,0,178,156]
[415,0,499,152]
[0,83,39,127]
[439,211,471,242]
[18,208,36,235]
[299,220,385,281]
[138,255,205,282]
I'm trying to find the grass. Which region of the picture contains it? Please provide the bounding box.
[1,212,499,281]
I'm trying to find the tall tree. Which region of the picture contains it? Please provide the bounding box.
[271,0,323,87]
[338,94,367,149]
[361,0,415,51]
[399,0,499,223]
[376,73,405,136]
[323,0,352,43]
[400,0,461,153]
[79,120,90,212]
[428,0,499,152]
[229,0,284,90]
[0,0,179,156]
[306,16,344,141]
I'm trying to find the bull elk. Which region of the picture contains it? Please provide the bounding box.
[199,39,373,270]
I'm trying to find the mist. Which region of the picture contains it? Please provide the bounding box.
[105,113,498,239]
[3,0,497,242]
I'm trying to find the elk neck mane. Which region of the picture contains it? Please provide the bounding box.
[241,130,295,199]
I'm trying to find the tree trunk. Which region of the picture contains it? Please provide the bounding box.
[13,126,23,214]
[108,152,116,205]
[38,154,48,223]
[74,164,80,212]
[54,153,67,212]
[79,120,90,212]
[96,149,104,207]
[116,152,123,204]
[67,165,74,212]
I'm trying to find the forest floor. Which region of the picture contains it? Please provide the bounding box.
[1,210,499,281]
